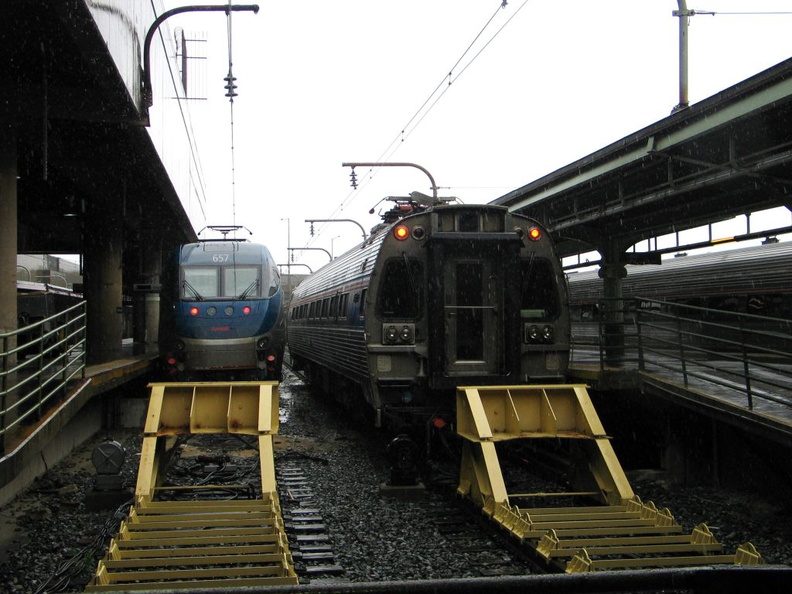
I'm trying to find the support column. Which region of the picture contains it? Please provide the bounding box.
[597,242,627,366]
[132,231,162,355]
[83,191,124,365]
[0,122,18,450]
[0,124,17,336]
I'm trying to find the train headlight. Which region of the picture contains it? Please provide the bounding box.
[382,323,415,345]
[225,306,234,316]
[528,227,542,241]
[174,340,185,352]
[524,323,555,344]
[206,306,217,316]
[384,324,399,344]
[257,336,270,349]
[190,306,200,316]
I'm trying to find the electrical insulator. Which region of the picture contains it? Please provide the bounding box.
[350,168,358,189]
[310,223,315,237]
[224,72,238,98]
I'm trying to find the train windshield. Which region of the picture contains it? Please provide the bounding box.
[181,265,265,299]
[225,266,260,298]
[377,258,424,319]
[182,267,217,299]
[520,258,560,320]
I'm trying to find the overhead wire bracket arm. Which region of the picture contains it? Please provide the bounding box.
[304,218,368,241]
[288,247,332,262]
[141,4,259,124]
[343,162,438,200]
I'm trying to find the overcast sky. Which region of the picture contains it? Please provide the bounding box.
[161,0,792,271]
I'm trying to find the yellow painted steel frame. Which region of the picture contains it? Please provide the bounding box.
[456,385,634,509]
[456,385,765,572]
[88,381,299,591]
[136,381,280,500]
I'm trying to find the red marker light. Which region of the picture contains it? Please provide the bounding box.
[242,306,252,315]
[266,354,276,362]
[528,227,542,241]
[394,225,410,241]
[189,306,200,316]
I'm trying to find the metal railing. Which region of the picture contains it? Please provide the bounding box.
[571,298,792,413]
[1,301,87,454]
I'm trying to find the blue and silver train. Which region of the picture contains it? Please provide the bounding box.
[161,237,285,380]
[288,201,570,430]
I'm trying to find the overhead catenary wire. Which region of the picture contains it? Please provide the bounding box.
[309,0,529,248]
[692,11,792,15]
[387,0,530,154]
[385,0,530,159]
[311,3,790,253]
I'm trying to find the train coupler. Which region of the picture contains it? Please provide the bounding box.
[387,434,419,486]
[379,434,426,500]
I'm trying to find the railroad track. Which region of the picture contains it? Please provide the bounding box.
[277,463,344,579]
[85,379,787,591]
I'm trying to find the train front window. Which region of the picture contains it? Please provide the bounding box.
[377,258,423,319]
[182,267,218,299]
[224,266,261,298]
[520,258,559,320]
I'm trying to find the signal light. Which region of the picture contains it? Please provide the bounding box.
[189,307,199,316]
[393,225,410,241]
[528,227,542,241]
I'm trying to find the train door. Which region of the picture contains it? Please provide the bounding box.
[443,258,500,374]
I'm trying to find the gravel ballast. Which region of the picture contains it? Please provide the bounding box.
[1,369,791,592]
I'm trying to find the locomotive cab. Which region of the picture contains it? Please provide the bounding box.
[161,239,286,381]
[369,205,570,414]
